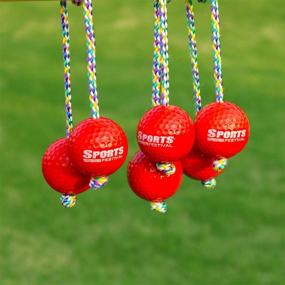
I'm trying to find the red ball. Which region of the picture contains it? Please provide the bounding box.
[195,102,250,158]
[127,151,183,202]
[69,117,128,177]
[42,138,90,195]
[137,105,195,161]
[182,148,223,181]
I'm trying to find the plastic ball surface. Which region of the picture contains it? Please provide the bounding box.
[137,105,195,161]
[42,138,90,195]
[69,117,128,177]
[127,151,183,202]
[195,102,250,158]
[182,148,223,181]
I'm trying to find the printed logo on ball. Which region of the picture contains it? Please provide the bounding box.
[137,131,174,148]
[83,147,124,163]
[207,129,247,143]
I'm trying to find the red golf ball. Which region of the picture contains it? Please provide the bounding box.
[69,117,128,177]
[195,102,250,158]
[182,148,223,181]
[42,138,90,195]
[127,151,183,202]
[137,105,195,162]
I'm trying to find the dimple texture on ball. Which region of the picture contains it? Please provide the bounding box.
[137,105,195,161]
[42,138,90,195]
[69,117,128,177]
[127,151,183,202]
[195,102,250,158]
[182,148,223,181]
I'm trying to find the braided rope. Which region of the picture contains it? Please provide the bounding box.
[152,1,162,107]
[151,0,174,176]
[210,0,224,103]
[185,0,202,113]
[89,176,109,190]
[159,0,170,106]
[202,178,216,189]
[213,158,228,172]
[150,201,167,213]
[156,162,176,176]
[82,0,109,189]
[60,0,73,138]
[83,0,100,119]
[60,194,77,208]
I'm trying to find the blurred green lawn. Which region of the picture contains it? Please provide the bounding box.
[1,0,285,284]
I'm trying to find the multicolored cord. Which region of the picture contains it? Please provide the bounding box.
[59,0,78,208]
[83,0,100,119]
[202,178,216,189]
[184,0,228,186]
[60,0,73,138]
[151,201,168,213]
[210,0,224,103]
[156,162,176,176]
[151,1,175,177]
[185,0,202,113]
[60,194,77,208]
[152,0,170,107]
[89,176,109,190]
[152,1,162,107]
[82,0,109,189]
[159,0,170,106]
[210,0,229,171]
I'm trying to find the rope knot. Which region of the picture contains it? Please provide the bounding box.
[213,158,228,172]
[202,178,217,189]
[150,201,168,213]
[156,162,176,176]
[60,194,77,208]
[89,176,109,190]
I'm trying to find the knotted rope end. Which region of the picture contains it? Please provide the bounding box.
[60,194,77,208]
[89,176,109,190]
[151,201,168,214]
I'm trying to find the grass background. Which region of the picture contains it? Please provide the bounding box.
[0,0,285,284]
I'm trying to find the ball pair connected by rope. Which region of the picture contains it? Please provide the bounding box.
[128,0,196,213]
[42,0,128,208]
[182,0,250,189]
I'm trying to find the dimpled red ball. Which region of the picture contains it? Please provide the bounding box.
[127,151,183,202]
[195,102,250,158]
[137,105,195,162]
[69,117,128,177]
[42,138,90,195]
[182,148,223,181]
